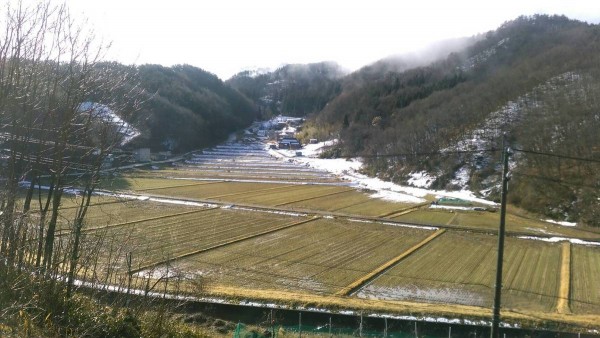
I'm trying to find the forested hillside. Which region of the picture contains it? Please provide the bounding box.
[227,62,346,118]
[303,15,600,225]
[94,63,258,153]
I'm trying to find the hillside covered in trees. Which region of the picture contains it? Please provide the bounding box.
[297,15,600,226]
[122,64,258,152]
[227,62,346,118]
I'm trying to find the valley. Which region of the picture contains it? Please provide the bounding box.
[57,129,600,331]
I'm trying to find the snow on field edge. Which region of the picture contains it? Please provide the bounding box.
[543,219,577,227]
[269,140,498,206]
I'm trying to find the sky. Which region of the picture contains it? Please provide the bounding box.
[61,0,600,80]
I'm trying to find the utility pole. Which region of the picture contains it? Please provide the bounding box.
[384,317,388,338]
[491,136,511,338]
[299,312,302,338]
[359,312,363,337]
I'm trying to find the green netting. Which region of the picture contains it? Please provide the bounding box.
[437,197,472,206]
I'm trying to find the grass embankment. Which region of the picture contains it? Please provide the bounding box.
[557,242,571,314]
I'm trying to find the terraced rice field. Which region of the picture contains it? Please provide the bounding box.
[26,194,193,231]
[123,180,417,217]
[333,199,413,217]
[136,181,299,201]
[171,218,434,294]
[392,209,456,225]
[283,190,412,216]
[358,232,562,312]
[178,145,339,183]
[56,198,199,231]
[99,176,207,191]
[225,185,351,207]
[109,171,600,239]
[570,245,600,314]
[447,209,600,240]
[84,207,310,272]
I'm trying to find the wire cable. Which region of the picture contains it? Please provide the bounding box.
[512,148,600,164]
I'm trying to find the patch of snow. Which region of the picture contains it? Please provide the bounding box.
[294,156,364,176]
[301,139,339,157]
[525,227,556,235]
[135,266,198,279]
[517,236,600,246]
[358,285,487,308]
[348,219,374,224]
[273,151,497,205]
[381,222,438,231]
[543,219,577,227]
[450,166,470,187]
[407,171,435,188]
[370,190,426,203]
[78,102,139,145]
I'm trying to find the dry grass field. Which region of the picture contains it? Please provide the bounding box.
[171,218,434,294]
[571,245,600,314]
[83,207,309,271]
[359,232,563,313]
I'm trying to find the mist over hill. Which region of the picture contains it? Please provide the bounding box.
[295,15,599,225]
[227,62,347,118]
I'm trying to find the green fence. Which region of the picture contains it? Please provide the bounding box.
[233,322,438,338]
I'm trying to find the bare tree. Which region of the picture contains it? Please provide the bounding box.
[0,0,141,288]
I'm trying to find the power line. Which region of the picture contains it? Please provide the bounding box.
[512,148,600,164]
[512,172,599,189]
[338,148,500,159]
